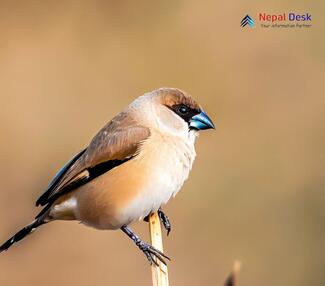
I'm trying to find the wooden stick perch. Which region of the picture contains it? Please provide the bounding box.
[149,212,169,286]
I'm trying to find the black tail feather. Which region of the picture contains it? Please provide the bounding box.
[0,219,45,252]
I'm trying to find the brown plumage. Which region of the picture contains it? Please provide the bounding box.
[158,88,201,112]
[36,111,150,208]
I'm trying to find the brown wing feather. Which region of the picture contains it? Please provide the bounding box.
[36,111,150,206]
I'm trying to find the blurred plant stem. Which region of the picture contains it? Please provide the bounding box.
[224,261,241,286]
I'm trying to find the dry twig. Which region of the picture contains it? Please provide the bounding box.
[149,212,169,286]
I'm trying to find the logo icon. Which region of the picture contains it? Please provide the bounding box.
[241,15,254,27]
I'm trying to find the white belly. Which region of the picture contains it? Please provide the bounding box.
[118,133,197,225]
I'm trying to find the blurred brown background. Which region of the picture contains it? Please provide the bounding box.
[0,1,324,285]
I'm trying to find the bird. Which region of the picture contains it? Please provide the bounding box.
[0,87,214,265]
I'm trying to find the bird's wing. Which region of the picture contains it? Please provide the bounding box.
[36,111,150,206]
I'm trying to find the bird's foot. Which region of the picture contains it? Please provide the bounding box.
[158,209,171,236]
[137,241,170,266]
[144,208,171,236]
[121,225,170,266]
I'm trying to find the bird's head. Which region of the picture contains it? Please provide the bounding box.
[131,88,214,138]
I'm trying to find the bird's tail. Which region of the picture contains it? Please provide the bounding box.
[0,218,46,253]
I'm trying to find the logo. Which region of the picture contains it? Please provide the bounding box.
[241,15,254,27]
[240,12,312,29]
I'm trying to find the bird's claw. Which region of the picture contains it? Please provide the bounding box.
[144,209,172,235]
[158,209,171,236]
[121,225,171,266]
[138,241,170,266]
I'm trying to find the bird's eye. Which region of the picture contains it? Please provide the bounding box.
[168,103,199,124]
[178,105,189,115]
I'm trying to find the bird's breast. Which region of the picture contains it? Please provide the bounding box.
[118,132,196,224]
[74,132,196,229]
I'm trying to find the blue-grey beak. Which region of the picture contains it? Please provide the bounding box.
[189,111,215,130]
